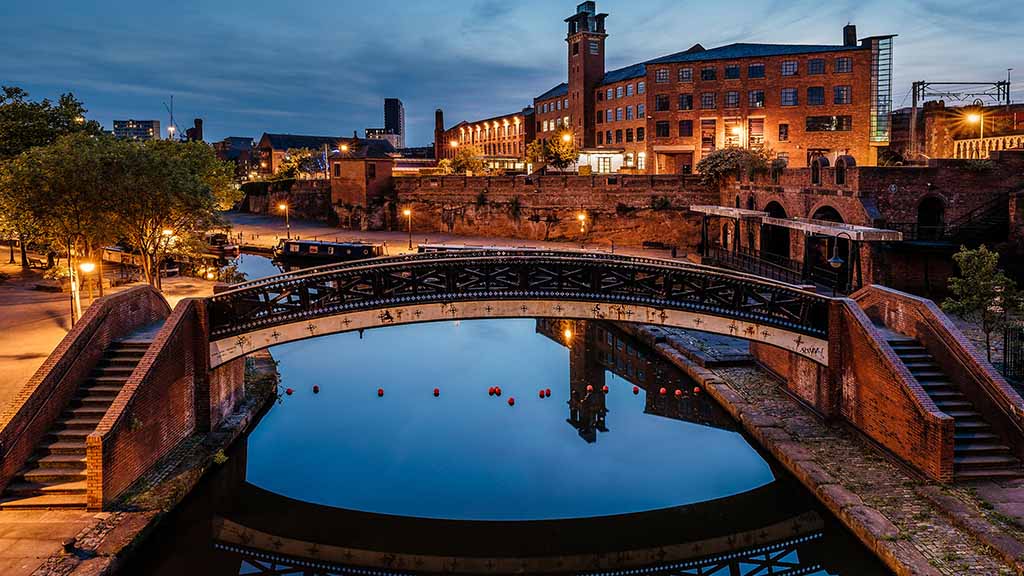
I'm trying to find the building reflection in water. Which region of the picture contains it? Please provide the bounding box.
[536,318,735,443]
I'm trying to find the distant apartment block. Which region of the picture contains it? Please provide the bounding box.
[112,119,161,141]
[384,98,406,148]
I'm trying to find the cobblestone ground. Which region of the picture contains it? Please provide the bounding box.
[714,365,1016,575]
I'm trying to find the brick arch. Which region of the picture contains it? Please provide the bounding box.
[807,201,848,224]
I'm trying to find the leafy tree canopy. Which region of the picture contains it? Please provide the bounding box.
[942,245,1022,362]
[695,147,771,187]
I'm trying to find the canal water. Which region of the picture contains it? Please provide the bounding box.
[126,254,892,575]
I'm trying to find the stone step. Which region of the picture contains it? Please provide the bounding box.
[956,468,1024,480]
[897,353,935,362]
[946,410,983,420]
[888,342,924,350]
[30,454,87,469]
[935,400,975,411]
[955,442,1014,456]
[956,431,1001,442]
[954,420,993,431]
[70,395,116,408]
[928,390,966,400]
[916,375,953,384]
[919,381,956,391]
[112,340,152,350]
[37,441,86,456]
[909,370,947,380]
[62,406,109,419]
[86,375,129,385]
[4,479,86,497]
[55,417,102,430]
[91,366,135,376]
[17,467,86,484]
[47,429,91,442]
[0,493,86,510]
[955,454,1022,471]
[77,385,122,397]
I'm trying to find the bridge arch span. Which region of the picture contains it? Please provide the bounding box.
[206,251,832,368]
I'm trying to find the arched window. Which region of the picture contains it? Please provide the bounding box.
[735,195,741,208]
[746,196,756,210]
[835,158,846,185]
[810,156,829,186]
[761,201,790,258]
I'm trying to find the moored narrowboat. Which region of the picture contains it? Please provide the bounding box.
[273,239,385,262]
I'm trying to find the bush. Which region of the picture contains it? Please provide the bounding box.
[696,148,771,187]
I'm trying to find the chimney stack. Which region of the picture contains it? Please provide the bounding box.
[843,24,857,47]
[434,109,445,160]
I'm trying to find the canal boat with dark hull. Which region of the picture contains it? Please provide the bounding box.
[273,238,384,263]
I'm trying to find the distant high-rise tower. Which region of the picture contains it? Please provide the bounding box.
[565,1,607,148]
[112,119,161,141]
[384,98,405,148]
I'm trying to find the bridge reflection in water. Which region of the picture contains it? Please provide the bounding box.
[128,318,888,576]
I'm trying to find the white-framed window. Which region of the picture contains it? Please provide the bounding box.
[655,69,670,83]
[637,152,646,170]
[626,84,634,96]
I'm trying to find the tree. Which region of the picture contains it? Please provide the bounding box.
[450,145,485,175]
[111,139,239,288]
[943,245,1022,362]
[695,147,771,187]
[545,136,578,171]
[275,148,325,179]
[525,140,547,166]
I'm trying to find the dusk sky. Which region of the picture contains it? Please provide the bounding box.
[3,0,1021,146]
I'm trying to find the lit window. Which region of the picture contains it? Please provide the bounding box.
[834,85,852,104]
[808,59,826,75]
[637,152,646,169]
[835,57,853,73]
[806,115,853,131]
[781,88,799,106]
[778,123,789,141]
[679,67,693,82]
[781,60,798,76]
[625,152,634,166]
[655,69,670,83]
[749,90,765,108]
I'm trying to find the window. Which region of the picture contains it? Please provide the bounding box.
[638,82,645,94]
[597,131,604,145]
[597,156,611,173]
[806,115,853,131]
[701,92,717,109]
[679,67,693,82]
[655,121,670,138]
[749,90,765,108]
[606,110,613,123]
[748,63,765,79]
[781,60,798,76]
[636,127,645,141]
[678,119,693,137]
[678,94,693,110]
[616,86,623,98]
[333,163,341,177]
[626,83,634,97]
[778,123,789,141]
[625,152,634,167]
[597,91,603,102]
[606,88,613,100]
[596,110,603,124]
[655,94,670,111]
[701,67,717,81]
[626,106,634,120]
[725,65,740,79]
[626,128,634,142]
[564,98,569,109]
[589,40,600,55]
[637,103,645,117]
[807,86,825,106]
[701,119,717,154]
[367,163,376,179]
[616,107,623,121]
[606,130,612,143]
[724,91,740,108]
[748,118,765,148]
[556,100,561,111]
[835,57,853,73]
[834,85,852,104]
[655,69,670,83]
[638,152,646,169]
[555,117,562,129]
[808,58,826,75]
[781,88,799,106]
[615,129,623,143]
[542,120,548,132]
[572,42,579,55]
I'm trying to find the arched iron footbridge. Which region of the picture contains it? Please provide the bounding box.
[207,250,832,368]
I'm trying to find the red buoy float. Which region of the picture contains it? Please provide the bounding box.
[545,388,551,397]
[659,387,667,396]
[377,388,384,397]
[488,386,495,396]
[495,387,502,396]
[312,385,320,394]
[433,387,440,397]
[539,390,545,398]
[674,389,683,398]
[586,384,594,393]
[508,397,515,406]
[693,386,702,394]
[632,386,640,395]
[285,388,293,396]
[602,385,609,394]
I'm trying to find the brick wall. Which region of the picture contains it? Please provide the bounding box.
[0,287,170,495]
[243,179,333,222]
[395,174,716,250]
[854,285,1024,463]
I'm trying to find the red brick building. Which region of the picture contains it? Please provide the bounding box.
[434,107,535,172]
[435,1,893,174]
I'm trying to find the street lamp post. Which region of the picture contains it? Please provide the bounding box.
[79,261,96,303]
[403,209,413,250]
[967,113,985,139]
[278,203,290,240]
[827,231,854,297]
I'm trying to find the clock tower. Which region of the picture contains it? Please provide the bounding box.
[565,2,607,148]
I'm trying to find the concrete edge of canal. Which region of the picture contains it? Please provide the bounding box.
[33,350,280,576]
[626,323,1023,576]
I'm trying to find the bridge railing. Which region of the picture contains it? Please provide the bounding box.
[207,252,832,345]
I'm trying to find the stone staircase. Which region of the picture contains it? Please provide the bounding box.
[0,340,150,509]
[888,336,1024,480]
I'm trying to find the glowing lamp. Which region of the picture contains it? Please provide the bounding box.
[564,329,573,339]
[561,133,572,143]
[78,261,96,274]
[966,113,981,124]
[403,209,412,217]
[731,126,743,136]
[340,144,349,152]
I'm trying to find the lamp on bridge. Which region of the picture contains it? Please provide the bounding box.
[828,231,854,296]
[403,208,413,250]
[577,211,587,234]
[966,112,985,139]
[278,203,290,240]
